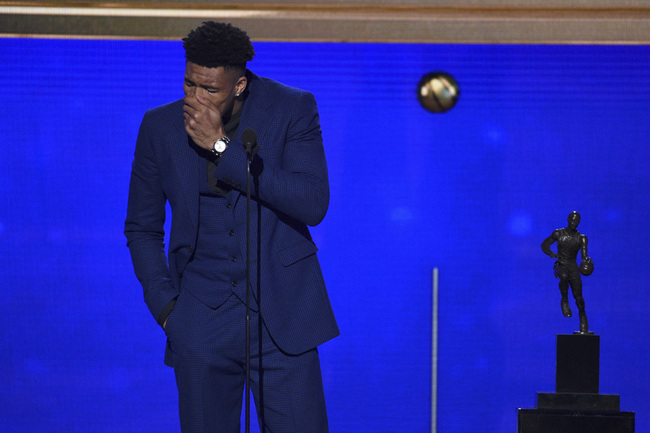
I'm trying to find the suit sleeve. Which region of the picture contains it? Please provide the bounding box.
[124,111,179,325]
[214,91,329,227]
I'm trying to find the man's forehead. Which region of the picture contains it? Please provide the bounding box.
[185,62,233,83]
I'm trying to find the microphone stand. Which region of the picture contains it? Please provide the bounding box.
[245,149,252,433]
[242,128,258,433]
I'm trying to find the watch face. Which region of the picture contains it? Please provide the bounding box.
[213,139,227,153]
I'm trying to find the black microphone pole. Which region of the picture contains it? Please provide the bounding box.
[241,127,258,433]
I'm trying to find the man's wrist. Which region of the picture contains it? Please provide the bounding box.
[157,298,177,328]
[211,136,230,157]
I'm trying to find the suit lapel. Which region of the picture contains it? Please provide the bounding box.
[238,73,273,148]
[170,104,200,227]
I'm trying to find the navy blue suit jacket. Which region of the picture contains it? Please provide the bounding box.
[125,72,339,355]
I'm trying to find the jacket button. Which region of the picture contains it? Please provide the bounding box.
[229,230,234,236]
[232,281,238,287]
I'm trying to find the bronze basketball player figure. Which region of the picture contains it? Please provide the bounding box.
[541,211,594,333]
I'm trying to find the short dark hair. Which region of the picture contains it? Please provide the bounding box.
[182,21,255,72]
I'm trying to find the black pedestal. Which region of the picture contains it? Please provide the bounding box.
[518,409,634,433]
[556,333,599,393]
[518,334,634,433]
[537,392,619,412]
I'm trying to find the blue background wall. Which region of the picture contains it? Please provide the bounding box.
[1,38,649,432]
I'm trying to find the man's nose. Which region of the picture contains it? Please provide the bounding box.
[196,87,209,99]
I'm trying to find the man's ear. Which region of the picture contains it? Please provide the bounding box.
[236,75,248,96]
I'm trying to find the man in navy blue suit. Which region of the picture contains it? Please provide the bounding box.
[125,21,339,432]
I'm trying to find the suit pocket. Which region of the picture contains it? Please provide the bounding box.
[163,290,184,337]
[278,240,318,267]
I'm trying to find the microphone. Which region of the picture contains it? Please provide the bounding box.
[241,128,259,158]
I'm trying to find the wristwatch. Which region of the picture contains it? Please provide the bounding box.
[211,136,230,157]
